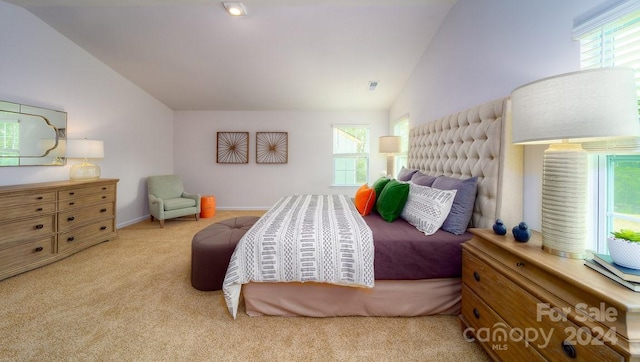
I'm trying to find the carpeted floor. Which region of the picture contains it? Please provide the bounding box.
[0,210,490,361]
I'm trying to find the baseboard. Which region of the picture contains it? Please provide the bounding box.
[117,215,149,229]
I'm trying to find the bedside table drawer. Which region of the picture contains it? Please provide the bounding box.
[464,249,624,361]
[462,285,546,361]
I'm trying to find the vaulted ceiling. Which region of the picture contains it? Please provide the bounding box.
[6,0,456,111]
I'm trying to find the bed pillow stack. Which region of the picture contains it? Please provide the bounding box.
[354,171,478,234]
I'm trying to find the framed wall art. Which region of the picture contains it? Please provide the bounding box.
[217,132,249,164]
[256,132,288,164]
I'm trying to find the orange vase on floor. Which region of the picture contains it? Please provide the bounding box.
[200,196,216,218]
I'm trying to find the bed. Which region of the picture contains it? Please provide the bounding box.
[223,97,523,318]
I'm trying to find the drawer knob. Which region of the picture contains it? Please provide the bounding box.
[102,196,107,199]
[36,196,43,200]
[100,226,107,231]
[69,192,75,195]
[473,271,480,281]
[36,208,43,212]
[473,308,480,319]
[67,237,75,242]
[67,216,75,221]
[516,262,525,268]
[34,246,44,252]
[102,187,107,190]
[561,340,577,358]
[69,202,75,206]
[100,208,107,213]
[35,224,44,229]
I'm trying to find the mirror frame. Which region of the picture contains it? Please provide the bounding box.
[0,100,67,166]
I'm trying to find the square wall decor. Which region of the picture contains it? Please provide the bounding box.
[256,132,288,164]
[217,132,249,164]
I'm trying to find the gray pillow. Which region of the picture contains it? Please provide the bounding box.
[410,171,437,187]
[431,176,478,235]
[396,167,418,181]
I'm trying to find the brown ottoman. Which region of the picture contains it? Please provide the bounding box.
[191,216,260,291]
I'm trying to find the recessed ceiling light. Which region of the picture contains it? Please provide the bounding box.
[223,2,247,16]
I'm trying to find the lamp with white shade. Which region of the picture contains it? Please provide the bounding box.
[511,67,640,259]
[66,139,104,181]
[379,136,401,178]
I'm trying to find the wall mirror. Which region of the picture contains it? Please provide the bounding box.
[0,100,67,166]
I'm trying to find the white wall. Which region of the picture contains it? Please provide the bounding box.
[174,110,389,209]
[390,0,603,231]
[0,1,174,227]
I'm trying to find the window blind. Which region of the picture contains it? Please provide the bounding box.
[575,2,640,153]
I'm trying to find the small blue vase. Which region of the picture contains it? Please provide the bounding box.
[512,222,531,242]
[493,219,507,235]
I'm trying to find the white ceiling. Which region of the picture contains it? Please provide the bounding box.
[6,0,456,111]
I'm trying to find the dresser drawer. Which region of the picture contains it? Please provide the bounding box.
[463,250,624,361]
[0,215,55,244]
[58,220,115,254]
[0,237,55,278]
[0,202,56,221]
[462,285,546,361]
[58,203,114,232]
[0,191,56,208]
[58,184,115,201]
[58,192,115,211]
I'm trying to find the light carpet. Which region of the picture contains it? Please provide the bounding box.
[0,210,490,361]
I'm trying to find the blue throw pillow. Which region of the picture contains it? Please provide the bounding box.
[432,176,478,235]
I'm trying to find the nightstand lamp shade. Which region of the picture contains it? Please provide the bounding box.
[511,67,640,259]
[66,139,104,181]
[379,136,401,178]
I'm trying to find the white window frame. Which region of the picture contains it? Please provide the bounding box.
[576,1,640,253]
[331,125,370,187]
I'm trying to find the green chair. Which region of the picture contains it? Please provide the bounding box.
[147,175,201,227]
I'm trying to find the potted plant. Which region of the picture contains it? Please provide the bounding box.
[608,229,640,270]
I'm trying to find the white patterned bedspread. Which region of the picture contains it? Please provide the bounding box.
[223,194,375,318]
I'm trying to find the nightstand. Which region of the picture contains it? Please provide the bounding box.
[461,228,639,361]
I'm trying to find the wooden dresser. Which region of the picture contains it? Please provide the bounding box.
[0,178,118,281]
[461,228,639,361]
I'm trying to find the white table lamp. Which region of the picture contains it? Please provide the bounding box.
[379,136,401,178]
[511,67,640,259]
[66,139,104,180]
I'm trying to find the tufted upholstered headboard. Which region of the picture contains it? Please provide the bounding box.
[407,97,524,229]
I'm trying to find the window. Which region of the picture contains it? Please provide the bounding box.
[576,3,640,252]
[393,117,409,173]
[332,125,370,186]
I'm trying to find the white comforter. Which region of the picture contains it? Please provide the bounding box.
[223,194,375,318]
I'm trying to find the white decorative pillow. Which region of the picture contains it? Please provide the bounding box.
[401,183,457,236]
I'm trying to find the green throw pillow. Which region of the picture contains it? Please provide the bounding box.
[371,177,391,213]
[376,180,410,222]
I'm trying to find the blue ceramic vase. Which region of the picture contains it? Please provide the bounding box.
[492,219,507,235]
[512,222,531,242]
